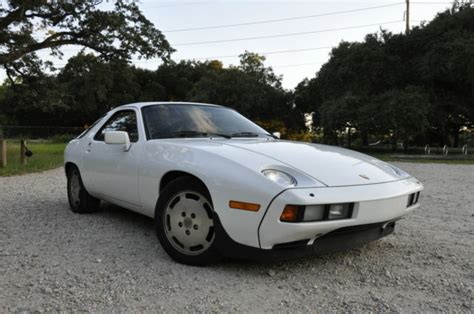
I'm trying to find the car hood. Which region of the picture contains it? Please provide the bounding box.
[222,140,409,187]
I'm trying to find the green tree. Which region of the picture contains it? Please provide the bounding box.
[319,95,360,146]
[0,72,65,126]
[238,51,282,88]
[409,3,474,146]
[295,4,473,148]
[359,87,430,150]
[188,68,280,119]
[154,61,217,101]
[1,0,173,80]
[188,53,295,130]
[58,53,148,125]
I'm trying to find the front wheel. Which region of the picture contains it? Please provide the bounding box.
[67,165,100,213]
[155,177,221,266]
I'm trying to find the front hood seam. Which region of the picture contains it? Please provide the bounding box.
[285,176,413,189]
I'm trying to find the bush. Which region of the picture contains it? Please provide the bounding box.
[50,134,75,143]
[286,131,314,142]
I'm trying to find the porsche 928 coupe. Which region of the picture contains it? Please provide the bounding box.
[64,102,423,265]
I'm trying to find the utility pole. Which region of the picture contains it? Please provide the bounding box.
[405,0,410,34]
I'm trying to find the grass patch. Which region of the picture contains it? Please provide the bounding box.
[0,140,67,176]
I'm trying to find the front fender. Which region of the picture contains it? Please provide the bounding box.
[138,139,285,248]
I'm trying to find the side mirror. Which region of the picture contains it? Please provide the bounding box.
[105,131,131,151]
[272,132,281,139]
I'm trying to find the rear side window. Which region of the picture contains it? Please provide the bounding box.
[94,110,139,142]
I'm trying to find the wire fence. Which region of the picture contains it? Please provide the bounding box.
[0,126,85,141]
[356,145,471,156]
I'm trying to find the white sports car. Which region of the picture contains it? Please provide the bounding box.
[64,102,423,265]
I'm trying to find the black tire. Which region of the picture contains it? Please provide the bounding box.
[66,165,100,213]
[155,176,221,266]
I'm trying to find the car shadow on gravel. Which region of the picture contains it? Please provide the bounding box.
[88,202,398,273]
[211,242,405,286]
[95,202,155,231]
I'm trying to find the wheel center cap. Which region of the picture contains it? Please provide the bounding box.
[183,217,193,229]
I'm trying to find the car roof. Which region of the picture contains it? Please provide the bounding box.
[115,101,224,110]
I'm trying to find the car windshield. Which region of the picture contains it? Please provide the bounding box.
[142,104,271,140]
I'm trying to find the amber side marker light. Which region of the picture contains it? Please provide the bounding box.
[280,205,300,222]
[229,200,261,212]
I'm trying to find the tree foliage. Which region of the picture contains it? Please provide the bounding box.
[0,53,299,135]
[0,0,173,80]
[359,87,430,149]
[188,52,292,124]
[296,3,474,147]
[0,2,473,147]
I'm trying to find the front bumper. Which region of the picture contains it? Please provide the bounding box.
[214,213,398,261]
[258,177,423,249]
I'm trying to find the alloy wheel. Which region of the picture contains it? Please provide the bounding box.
[163,191,215,256]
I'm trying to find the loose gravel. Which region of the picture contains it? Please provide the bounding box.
[0,163,473,312]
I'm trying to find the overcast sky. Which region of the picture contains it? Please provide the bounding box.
[2,0,453,89]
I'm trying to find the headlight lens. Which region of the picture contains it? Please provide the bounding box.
[374,161,410,178]
[262,169,296,187]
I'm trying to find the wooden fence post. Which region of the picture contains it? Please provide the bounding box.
[0,139,6,168]
[21,139,27,165]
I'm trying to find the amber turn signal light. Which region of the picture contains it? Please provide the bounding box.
[280,205,300,222]
[229,200,261,212]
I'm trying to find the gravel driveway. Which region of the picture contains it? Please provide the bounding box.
[1,163,473,312]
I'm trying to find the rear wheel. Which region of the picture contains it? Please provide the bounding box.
[155,177,220,265]
[67,165,100,213]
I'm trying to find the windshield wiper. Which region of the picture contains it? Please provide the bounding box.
[231,131,276,138]
[159,130,231,139]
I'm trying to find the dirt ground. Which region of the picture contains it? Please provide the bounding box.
[0,163,472,312]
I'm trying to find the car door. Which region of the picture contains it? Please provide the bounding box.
[83,109,142,206]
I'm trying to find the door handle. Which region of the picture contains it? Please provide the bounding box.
[87,142,92,152]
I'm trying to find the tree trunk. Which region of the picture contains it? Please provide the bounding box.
[391,134,398,152]
[362,130,369,146]
[403,138,409,152]
[347,128,351,148]
[453,128,459,148]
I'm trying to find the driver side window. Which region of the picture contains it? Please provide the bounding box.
[94,110,139,142]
